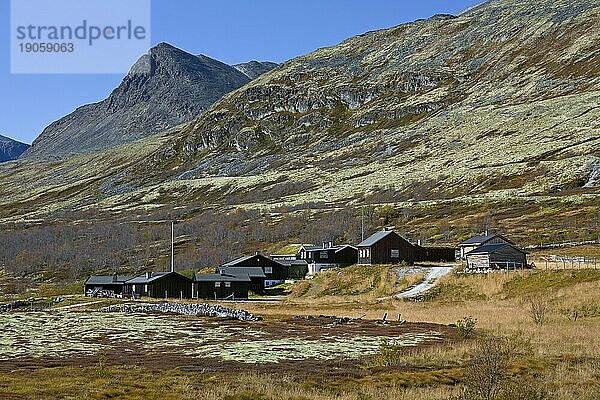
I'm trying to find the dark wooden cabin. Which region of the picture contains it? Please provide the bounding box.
[218,253,287,288]
[357,230,417,265]
[466,243,528,271]
[193,273,250,300]
[84,274,134,296]
[125,271,192,299]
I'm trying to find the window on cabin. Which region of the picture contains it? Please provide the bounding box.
[215,282,221,287]
[320,251,328,259]
[264,266,273,274]
[391,249,400,258]
[225,282,231,288]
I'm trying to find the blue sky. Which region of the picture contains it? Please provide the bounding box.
[0,0,482,144]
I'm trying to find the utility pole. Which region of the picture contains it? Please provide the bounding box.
[171,221,174,273]
[361,206,365,242]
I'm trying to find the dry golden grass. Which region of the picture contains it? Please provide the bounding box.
[286,264,423,303]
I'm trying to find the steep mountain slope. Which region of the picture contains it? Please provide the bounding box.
[234,61,278,79]
[21,43,253,160]
[0,135,29,162]
[144,0,599,198]
[0,0,599,231]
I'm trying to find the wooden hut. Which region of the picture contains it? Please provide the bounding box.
[193,272,250,300]
[357,230,417,265]
[466,243,528,271]
[298,242,358,274]
[125,271,192,299]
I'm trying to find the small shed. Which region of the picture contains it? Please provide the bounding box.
[458,233,514,260]
[125,271,192,299]
[358,230,417,265]
[193,272,250,300]
[84,274,134,296]
[466,243,528,271]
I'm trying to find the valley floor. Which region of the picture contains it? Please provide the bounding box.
[1,258,600,399]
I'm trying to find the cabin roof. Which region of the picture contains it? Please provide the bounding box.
[335,244,358,252]
[358,230,397,247]
[85,275,134,285]
[459,234,513,246]
[468,243,526,255]
[126,271,190,284]
[193,273,251,282]
[217,266,267,278]
[271,244,314,256]
[302,244,357,252]
[276,259,309,267]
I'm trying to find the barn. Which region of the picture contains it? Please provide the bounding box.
[125,271,192,299]
[84,274,133,297]
[466,243,528,271]
[193,272,251,300]
[358,230,418,265]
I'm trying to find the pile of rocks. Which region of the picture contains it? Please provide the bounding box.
[99,302,261,321]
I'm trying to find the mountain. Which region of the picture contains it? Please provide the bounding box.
[144,0,599,195]
[234,61,278,79]
[0,0,599,241]
[21,43,253,160]
[0,135,29,162]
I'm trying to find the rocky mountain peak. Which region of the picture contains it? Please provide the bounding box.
[21,43,268,160]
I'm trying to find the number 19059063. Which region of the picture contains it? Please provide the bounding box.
[19,42,74,52]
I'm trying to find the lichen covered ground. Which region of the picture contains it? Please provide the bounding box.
[0,312,447,370]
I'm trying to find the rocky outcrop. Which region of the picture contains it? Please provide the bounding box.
[234,61,278,79]
[585,159,600,188]
[0,135,29,162]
